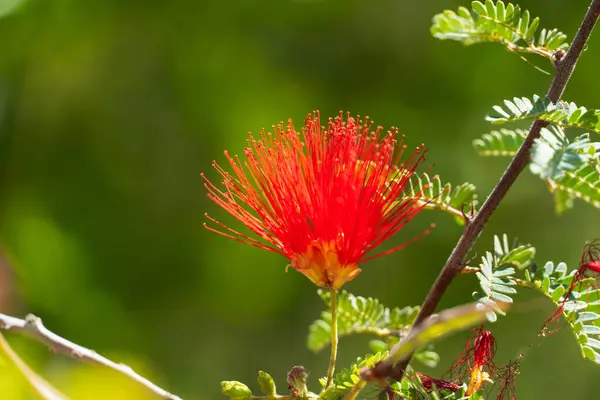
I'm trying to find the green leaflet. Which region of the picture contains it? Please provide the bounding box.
[530,127,600,213]
[486,95,600,135]
[549,161,600,212]
[473,128,527,157]
[526,261,600,364]
[477,94,600,213]
[318,352,387,400]
[401,172,478,226]
[307,290,419,353]
[257,371,276,397]
[431,1,568,61]
[472,235,535,322]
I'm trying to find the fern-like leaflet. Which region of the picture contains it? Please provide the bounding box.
[472,235,535,322]
[525,257,600,364]
[431,0,568,61]
[401,172,478,225]
[307,290,419,353]
[486,95,600,135]
[473,128,526,157]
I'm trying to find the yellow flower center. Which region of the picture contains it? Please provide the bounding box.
[291,241,361,289]
[467,365,492,395]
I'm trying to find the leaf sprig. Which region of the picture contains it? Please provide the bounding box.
[473,128,526,157]
[402,172,478,225]
[431,0,568,61]
[525,261,600,364]
[476,95,600,213]
[487,95,600,134]
[472,235,536,322]
[307,290,419,353]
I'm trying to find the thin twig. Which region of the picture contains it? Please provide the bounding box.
[370,0,600,383]
[325,287,338,387]
[0,313,183,400]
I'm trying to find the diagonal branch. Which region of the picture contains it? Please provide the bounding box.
[0,313,183,400]
[366,0,600,383]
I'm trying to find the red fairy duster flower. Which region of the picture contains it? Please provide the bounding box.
[449,326,496,395]
[202,111,433,289]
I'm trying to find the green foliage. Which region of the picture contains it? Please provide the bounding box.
[530,127,600,212]
[318,352,387,400]
[487,96,600,134]
[529,126,593,180]
[524,261,600,364]
[548,161,600,212]
[486,95,555,124]
[472,235,535,322]
[473,128,526,157]
[431,0,568,60]
[307,290,420,353]
[478,95,600,213]
[404,172,478,225]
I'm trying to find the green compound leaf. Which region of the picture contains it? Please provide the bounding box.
[318,352,388,400]
[473,128,526,157]
[530,127,600,212]
[486,95,555,124]
[431,1,568,61]
[402,172,478,225]
[307,290,419,353]
[525,261,600,364]
[547,160,600,212]
[529,126,593,180]
[486,96,600,135]
[473,235,535,322]
[476,100,600,213]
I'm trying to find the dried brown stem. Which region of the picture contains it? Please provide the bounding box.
[0,313,182,400]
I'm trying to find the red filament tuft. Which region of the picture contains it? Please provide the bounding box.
[448,326,497,395]
[203,111,436,289]
[495,355,522,400]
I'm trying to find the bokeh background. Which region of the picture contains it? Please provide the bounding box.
[0,0,599,398]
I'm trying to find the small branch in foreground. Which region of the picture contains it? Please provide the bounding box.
[368,0,600,384]
[0,313,182,400]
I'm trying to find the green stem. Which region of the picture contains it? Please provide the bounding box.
[345,380,367,400]
[325,287,338,387]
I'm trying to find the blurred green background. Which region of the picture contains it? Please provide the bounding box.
[0,0,599,398]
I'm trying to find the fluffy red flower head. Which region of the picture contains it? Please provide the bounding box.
[202,111,433,289]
